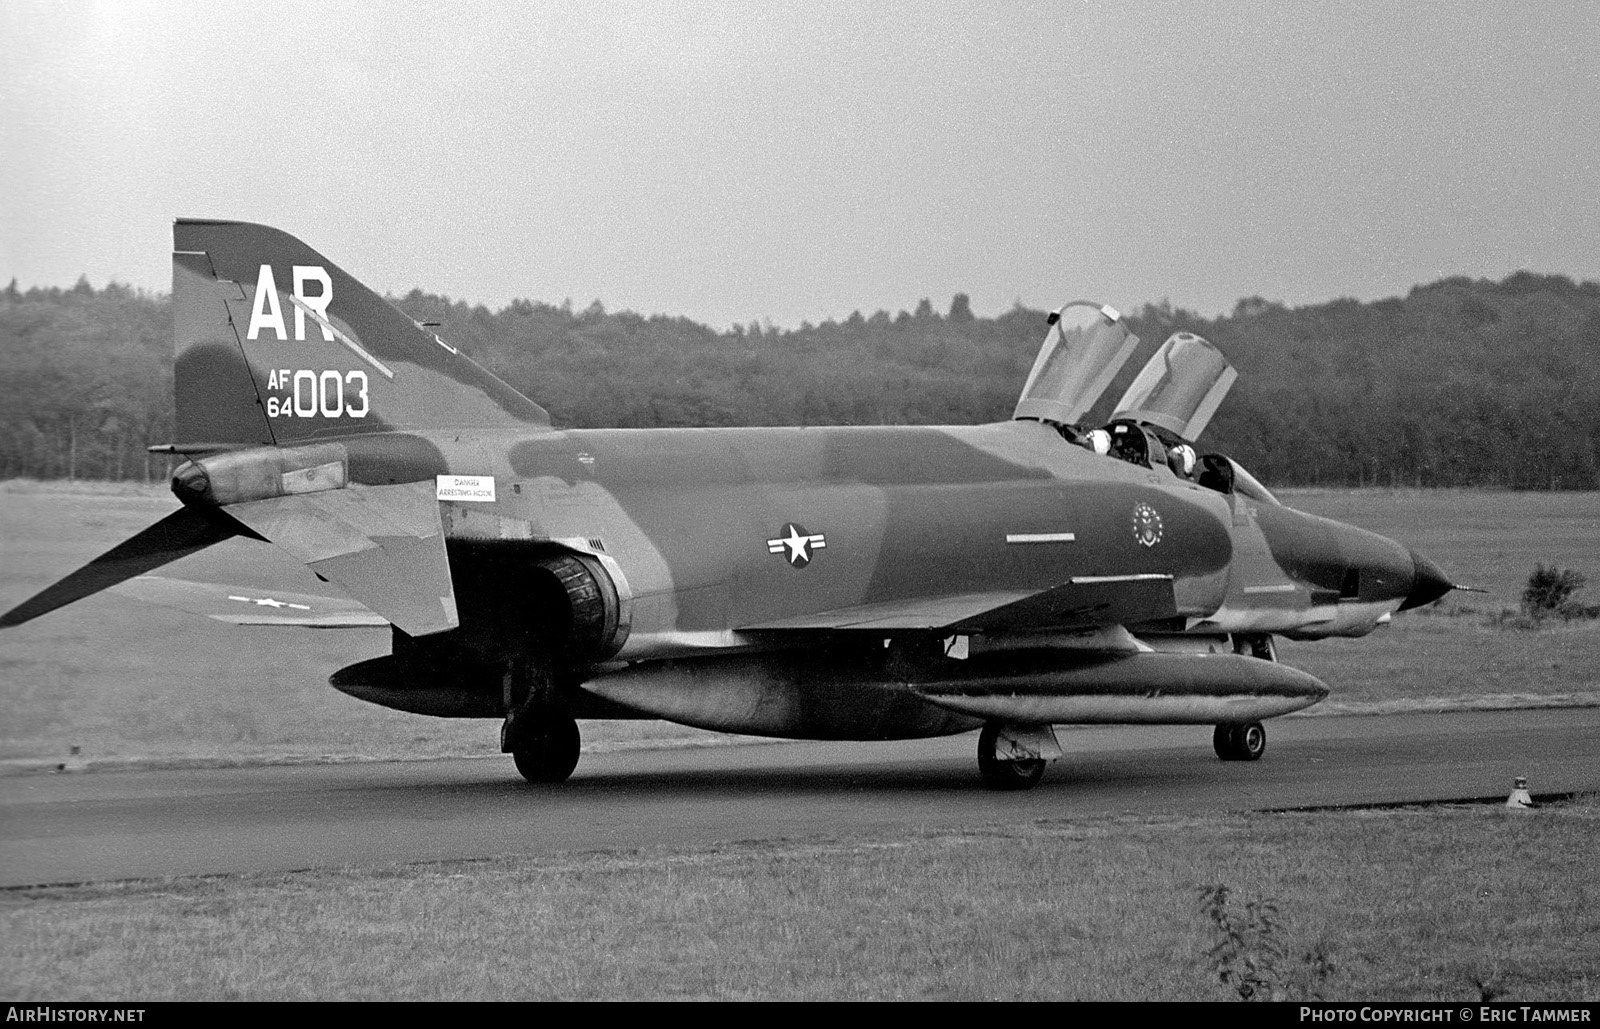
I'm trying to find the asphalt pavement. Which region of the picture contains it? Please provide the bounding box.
[1,707,1594,887]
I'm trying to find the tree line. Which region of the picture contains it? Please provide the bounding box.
[2,270,1596,489]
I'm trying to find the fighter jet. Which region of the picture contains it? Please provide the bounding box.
[0,220,1462,788]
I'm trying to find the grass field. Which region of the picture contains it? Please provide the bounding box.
[2,482,1597,768]
[3,800,1595,1001]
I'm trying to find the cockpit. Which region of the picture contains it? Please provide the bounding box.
[1014,302,1277,504]
[1085,421,1162,467]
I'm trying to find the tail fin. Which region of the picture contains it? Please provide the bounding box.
[0,507,238,629]
[172,219,548,447]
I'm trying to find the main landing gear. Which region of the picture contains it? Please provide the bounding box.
[501,651,581,784]
[977,723,1054,791]
[510,712,581,783]
[1213,721,1266,761]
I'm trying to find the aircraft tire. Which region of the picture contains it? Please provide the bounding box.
[1213,721,1266,762]
[511,713,581,783]
[977,723,1047,791]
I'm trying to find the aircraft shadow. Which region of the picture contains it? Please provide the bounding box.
[356,750,1216,803]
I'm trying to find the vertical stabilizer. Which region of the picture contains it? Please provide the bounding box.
[172,220,549,446]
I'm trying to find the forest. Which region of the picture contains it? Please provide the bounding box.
[2,270,1597,489]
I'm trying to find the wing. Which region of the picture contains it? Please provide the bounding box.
[220,481,457,636]
[111,575,388,627]
[738,574,1177,633]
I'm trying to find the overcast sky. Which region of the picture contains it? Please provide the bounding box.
[4,1,1597,329]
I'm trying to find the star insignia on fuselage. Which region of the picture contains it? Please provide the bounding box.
[1133,503,1164,548]
[767,523,826,567]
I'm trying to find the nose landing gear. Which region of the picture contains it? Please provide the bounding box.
[1213,721,1266,761]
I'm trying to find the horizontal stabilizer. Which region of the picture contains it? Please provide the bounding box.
[0,507,238,629]
[222,481,458,636]
[112,575,388,627]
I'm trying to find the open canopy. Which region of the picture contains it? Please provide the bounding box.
[1111,332,1237,441]
[1012,302,1140,426]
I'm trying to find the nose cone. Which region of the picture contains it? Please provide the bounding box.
[1400,550,1455,610]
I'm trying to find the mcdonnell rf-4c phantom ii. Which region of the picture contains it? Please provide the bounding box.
[1,221,1465,789]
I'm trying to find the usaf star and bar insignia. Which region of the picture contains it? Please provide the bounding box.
[226,593,312,611]
[767,523,827,567]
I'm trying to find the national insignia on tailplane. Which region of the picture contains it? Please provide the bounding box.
[0,225,1467,791]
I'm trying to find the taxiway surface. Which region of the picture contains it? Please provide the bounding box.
[2,707,1595,887]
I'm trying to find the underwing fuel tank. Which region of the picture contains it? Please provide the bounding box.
[909,649,1327,724]
[329,654,503,717]
[582,648,1328,739]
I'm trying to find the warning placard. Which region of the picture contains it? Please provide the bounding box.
[435,475,496,502]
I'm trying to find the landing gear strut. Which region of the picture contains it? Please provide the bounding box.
[1213,721,1266,761]
[977,723,1049,791]
[501,651,581,784]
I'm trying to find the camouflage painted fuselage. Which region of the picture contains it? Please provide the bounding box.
[291,418,1421,660]
[439,420,1231,655]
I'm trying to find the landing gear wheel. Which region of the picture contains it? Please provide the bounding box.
[511,713,581,783]
[977,723,1047,791]
[1213,721,1266,762]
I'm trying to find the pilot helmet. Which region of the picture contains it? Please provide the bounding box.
[1086,429,1112,455]
[1169,443,1197,476]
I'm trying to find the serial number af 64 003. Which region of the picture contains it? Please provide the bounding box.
[264,369,370,418]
